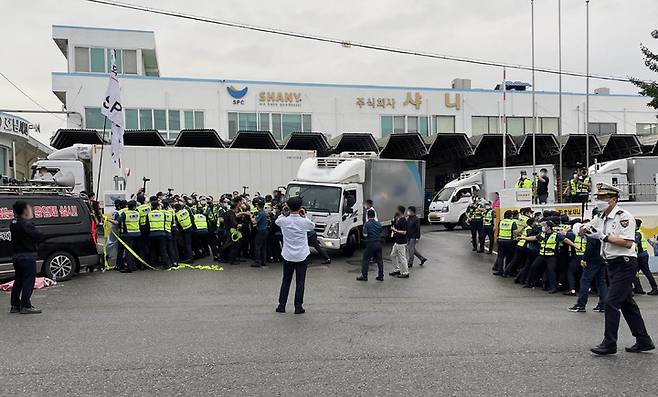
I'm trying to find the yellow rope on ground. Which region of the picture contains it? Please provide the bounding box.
[168,264,224,271]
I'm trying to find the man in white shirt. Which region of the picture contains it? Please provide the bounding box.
[364,200,378,222]
[275,196,315,314]
[585,183,654,355]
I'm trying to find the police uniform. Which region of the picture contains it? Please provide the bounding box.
[588,183,653,354]
[121,208,141,272]
[136,201,151,261]
[526,227,565,291]
[480,207,495,253]
[493,216,517,274]
[192,212,209,258]
[175,207,194,261]
[147,207,172,268]
[468,203,484,251]
[632,229,658,294]
[163,206,179,265]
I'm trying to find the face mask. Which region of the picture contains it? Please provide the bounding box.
[542,226,549,233]
[596,199,609,211]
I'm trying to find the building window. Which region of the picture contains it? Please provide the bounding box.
[432,115,455,134]
[259,113,270,131]
[472,116,559,135]
[194,111,205,129]
[153,109,167,131]
[302,114,312,132]
[106,49,122,73]
[125,109,138,129]
[507,118,524,136]
[282,114,302,139]
[542,118,559,134]
[238,113,257,131]
[420,116,429,136]
[637,123,658,136]
[168,110,180,132]
[139,109,153,129]
[228,112,238,139]
[588,122,617,135]
[75,47,90,72]
[407,116,419,134]
[272,113,282,138]
[393,116,405,134]
[0,146,7,176]
[184,111,194,129]
[472,116,489,134]
[122,50,138,74]
[84,107,106,129]
[90,48,105,73]
[381,116,393,137]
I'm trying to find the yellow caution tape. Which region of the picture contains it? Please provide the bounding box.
[103,214,112,270]
[168,264,224,271]
[111,231,160,271]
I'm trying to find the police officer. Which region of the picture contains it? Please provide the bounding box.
[564,172,580,203]
[162,199,178,267]
[515,170,531,189]
[136,194,151,261]
[252,199,268,267]
[632,219,658,295]
[146,200,172,268]
[174,202,193,262]
[120,200,141,272]
[110,199,127,271]
[480,202,495,254]
[467,200,484,252]
[586,183,654,355]
[493,210,517,275]
[192,208,209,259]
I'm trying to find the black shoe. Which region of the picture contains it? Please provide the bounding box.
[396,273,410,279]
[376,276,384,281]
[356,275,368,281]
[294,306,305,314]
[634,289,646,295]
[522,284,533,289]
[10,306,20,314]
[591,343,617,355]
[648,289,658,296]
[389,271,401,276]
[548,289,559,294]
[568,305,586,313]
[563,290,576,296]
[419,258,427,266]
[477,250,484,253]
[492,272,503,276]
[20,307,42,314]
[119,269,132,273]
[593,305,605,313]
[275,306,285,313]
[625,341,656,353]
[322,259,331,265]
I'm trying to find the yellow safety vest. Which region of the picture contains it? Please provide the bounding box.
[569,179,579,196]
[539,232,558,256]
[515,178,531,189]
[137,203,151,226]
[517,226,531,247]
[194,213,208,231]
[124,210,140,235]
[229,227,242,242]
[483,210,494,226]
[164,208,175,233]
[576,176,590,194]
[637,230,647,254]
[148,209,166,232]
[176,209,192,230]
[573,234,586,256]
[498,219,515,240]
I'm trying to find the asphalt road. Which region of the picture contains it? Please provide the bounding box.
[1,227,657,396]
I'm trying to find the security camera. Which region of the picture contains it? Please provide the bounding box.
[652,29,658,39]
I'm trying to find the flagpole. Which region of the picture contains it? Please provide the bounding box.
[531,0,537,176]
[558,0,564,203]
[96,118,107,200]
[502,68,507,189]
[585,0,590,170]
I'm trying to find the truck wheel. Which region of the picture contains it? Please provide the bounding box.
[459,215,470,230]
[444,223,456,231]
[44,251,76,282]
[342,232,358,257]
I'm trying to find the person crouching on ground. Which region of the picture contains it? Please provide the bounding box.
[10,201,43,314]
[275,197,315,314]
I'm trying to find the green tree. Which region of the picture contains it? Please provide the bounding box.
[630,43,658,109]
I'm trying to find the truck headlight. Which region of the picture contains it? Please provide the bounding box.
[441,205,449,212]
[326,222,339,238]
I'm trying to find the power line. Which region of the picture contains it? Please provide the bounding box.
[0,71,65,121]
[84,0,638,84]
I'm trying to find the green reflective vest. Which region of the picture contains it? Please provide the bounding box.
[498,219,516,240]
[194,213,208,231]
[517,226,531,247]
[539,232,558,256]
[573,234,586,256]
[637,230,648,256]
[576,176,590,194]
[164,208,175,233]
[148,209,166,232]
[137,203,151,226]
[124,210,141,235]
[569,179,579,196]
[483,209,494,226]
[471,207,483,221]
[176,208,192,230]
[515,178,531,189]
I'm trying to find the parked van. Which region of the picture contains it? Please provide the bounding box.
[0,188,100,282]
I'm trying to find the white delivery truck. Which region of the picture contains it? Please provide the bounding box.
[32,144,315,208]
[427,164,556,230]
[286,152,425,256]
[588,156,658,202]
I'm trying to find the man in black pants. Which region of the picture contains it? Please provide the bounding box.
[357,209,384,281]
[275,197,315,314]
[586,183,654,355]
[9,201,43,314]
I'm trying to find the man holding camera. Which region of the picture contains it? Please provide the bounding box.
[275,197,315,314]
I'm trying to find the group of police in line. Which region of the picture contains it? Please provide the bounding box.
[108,189,309,271]
[467,181,655,354]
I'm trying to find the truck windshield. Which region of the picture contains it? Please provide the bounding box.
[286,184,342,213]
[434,187,455,202]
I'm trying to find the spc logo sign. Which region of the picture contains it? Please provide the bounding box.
[227,86,248,105]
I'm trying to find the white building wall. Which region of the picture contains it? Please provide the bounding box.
[52,71,658,140]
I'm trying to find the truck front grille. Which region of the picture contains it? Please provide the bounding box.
[314,223,326,233]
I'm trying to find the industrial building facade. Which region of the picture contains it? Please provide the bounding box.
[51,25,658,144]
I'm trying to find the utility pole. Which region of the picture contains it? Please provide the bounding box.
[558,0,564,202]
[585,0,590,169]
[531,0,537,176]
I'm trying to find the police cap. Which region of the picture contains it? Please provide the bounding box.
[595,182,621,197]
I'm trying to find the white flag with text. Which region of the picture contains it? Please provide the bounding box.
[101,49,124,167]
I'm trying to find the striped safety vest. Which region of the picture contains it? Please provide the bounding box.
[137,203,151,226]
[637,230,648,256]
[176,208,193,230]
[194,213,208,231]
[164,208,175,233]
[498,219,516,241]
[148,209,166,232]
[124,210,141,235]
[517,226,531,247]
[539,232,558,256]
[483,209,494,226]
[573,234,586,256]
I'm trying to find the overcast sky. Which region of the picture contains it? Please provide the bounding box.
[3,0,657,144]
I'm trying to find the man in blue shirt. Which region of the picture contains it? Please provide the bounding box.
[357,209,384,282]
[252,200,268,267]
